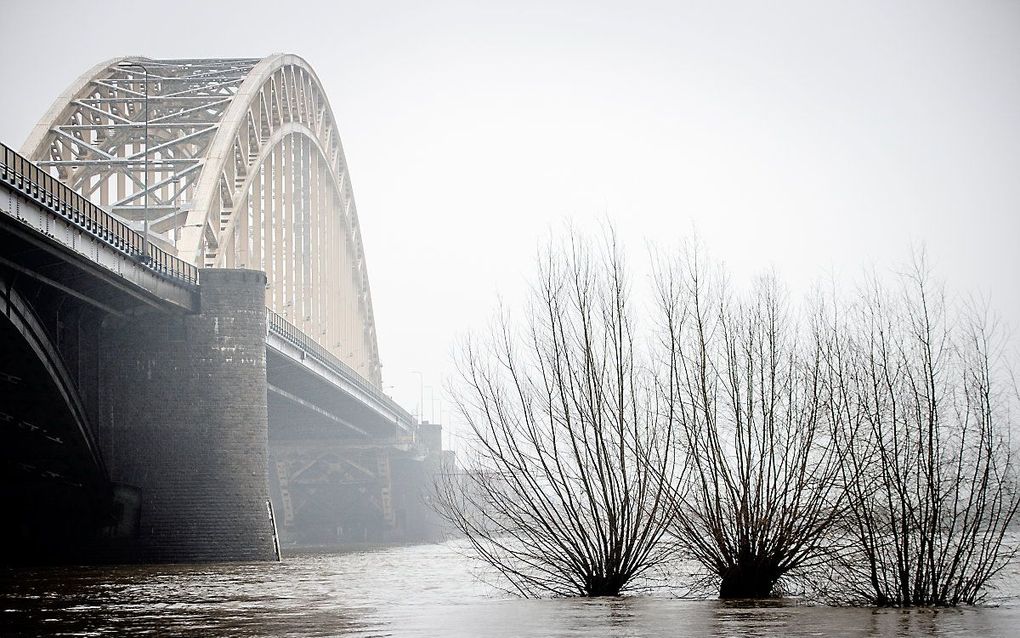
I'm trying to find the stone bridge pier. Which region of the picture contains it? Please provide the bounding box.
[98,269,278,563]
[0,262,278,564]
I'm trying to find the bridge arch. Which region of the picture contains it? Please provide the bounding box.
[0,273,105,477]
[22,55,382,386]
[0,272,111,560]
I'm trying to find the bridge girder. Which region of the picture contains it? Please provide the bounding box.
[22,55,382,387]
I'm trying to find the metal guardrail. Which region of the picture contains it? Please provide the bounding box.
[0,142,199,285]
[266,308,414,424]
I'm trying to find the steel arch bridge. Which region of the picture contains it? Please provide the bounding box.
[21,54,382,387]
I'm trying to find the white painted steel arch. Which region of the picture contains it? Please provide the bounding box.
[23,55,382,387]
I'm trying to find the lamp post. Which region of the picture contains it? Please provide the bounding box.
[425,385,435,423]
[117,61,150,263]
[411,370,424,424]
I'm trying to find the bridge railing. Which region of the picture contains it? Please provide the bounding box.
[0,142,199,285]
[266,308,414,425]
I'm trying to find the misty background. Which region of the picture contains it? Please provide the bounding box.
[1,0,1017,443]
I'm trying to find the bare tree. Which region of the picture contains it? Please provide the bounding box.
[657,247,846,598]
[433,232,680,597]
[827,259,1020,606]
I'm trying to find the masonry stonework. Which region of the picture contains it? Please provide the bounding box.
[99,268,276,562]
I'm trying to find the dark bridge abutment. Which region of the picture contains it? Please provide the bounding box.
[98,268,277,563]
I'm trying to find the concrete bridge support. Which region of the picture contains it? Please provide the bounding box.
[97,268,277,562]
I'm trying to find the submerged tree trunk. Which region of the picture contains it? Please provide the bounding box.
[718,563,781,599]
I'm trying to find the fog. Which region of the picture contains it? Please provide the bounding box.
[2,0,1017,439]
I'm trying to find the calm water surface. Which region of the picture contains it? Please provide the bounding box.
[2,542,1019,637]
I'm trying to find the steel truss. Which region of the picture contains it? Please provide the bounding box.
[22,55,382,387]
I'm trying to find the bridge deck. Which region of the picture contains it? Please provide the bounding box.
[1,143,199,313]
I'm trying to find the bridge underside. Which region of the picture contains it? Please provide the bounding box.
[266,349,440,547]
[267,350,403,440]
[267,438,444,548]
[0,282,111,564]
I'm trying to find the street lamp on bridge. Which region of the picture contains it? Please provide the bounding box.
[117,60,151,263]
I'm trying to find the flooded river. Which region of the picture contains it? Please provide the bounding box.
[3,542,1020,637]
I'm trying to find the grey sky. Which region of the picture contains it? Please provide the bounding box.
[2,0,1018,431]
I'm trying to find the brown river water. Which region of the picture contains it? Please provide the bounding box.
[3,541,1020,637]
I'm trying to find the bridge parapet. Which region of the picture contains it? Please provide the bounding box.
[1,143,197,285]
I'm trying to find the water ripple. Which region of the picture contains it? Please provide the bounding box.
[1,542,1018,637]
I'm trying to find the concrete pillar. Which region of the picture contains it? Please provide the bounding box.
[100,268,277,562]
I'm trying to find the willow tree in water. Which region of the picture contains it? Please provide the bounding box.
[657,248,846,599]
[827,261,1020,606]
[434,232,680,597]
